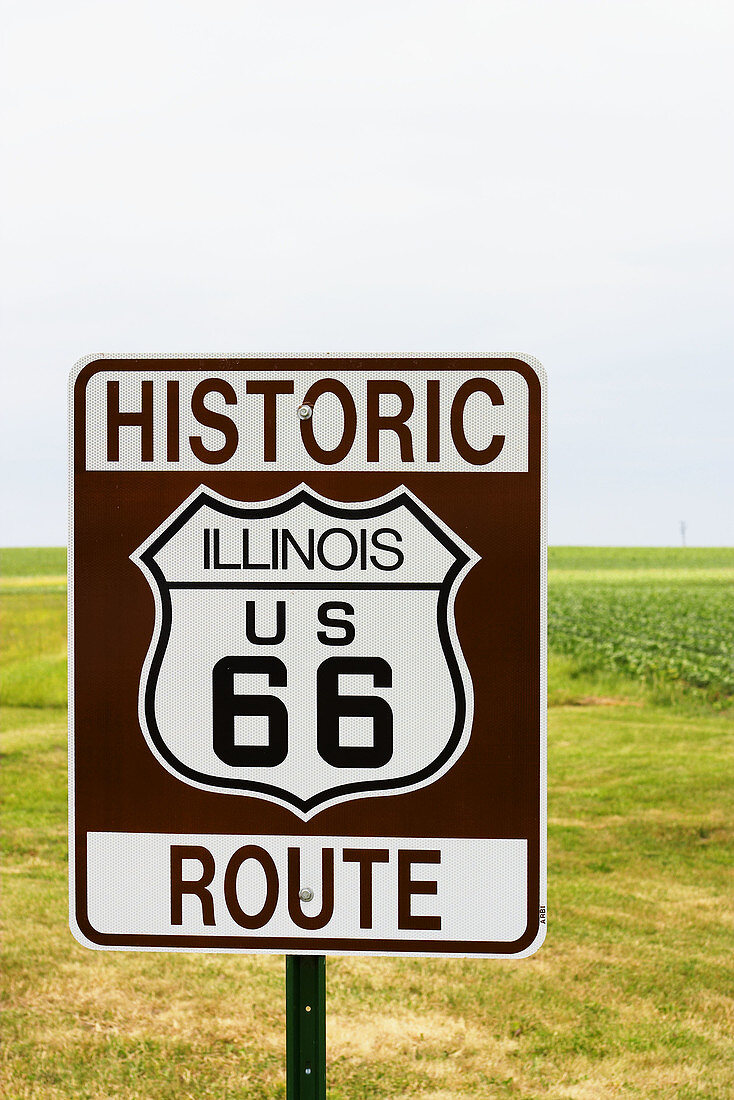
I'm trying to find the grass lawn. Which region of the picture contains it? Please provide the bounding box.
[2,548,732,1099]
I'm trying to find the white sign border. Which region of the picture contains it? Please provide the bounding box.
[68,351,546,959]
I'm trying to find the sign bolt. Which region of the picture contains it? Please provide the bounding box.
[297,404,313,420]
[299,887,314,902]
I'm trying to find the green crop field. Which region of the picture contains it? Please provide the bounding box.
[548,547,734,707]
[2,546,733,1098]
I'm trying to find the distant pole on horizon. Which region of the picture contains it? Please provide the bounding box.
[680,520,687,547]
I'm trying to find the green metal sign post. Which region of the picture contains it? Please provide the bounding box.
[286,955,326,1099]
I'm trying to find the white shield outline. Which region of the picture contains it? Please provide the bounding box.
[131,483,479,820]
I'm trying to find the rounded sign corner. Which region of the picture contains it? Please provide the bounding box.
[69,907,109,952]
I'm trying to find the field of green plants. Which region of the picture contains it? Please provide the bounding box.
[2,545,733,1099]
[548,547,734,706]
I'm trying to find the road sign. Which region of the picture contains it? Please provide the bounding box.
[69,354,546,958]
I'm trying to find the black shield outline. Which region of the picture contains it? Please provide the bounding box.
[134,485,476,817]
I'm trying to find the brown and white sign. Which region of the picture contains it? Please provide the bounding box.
[69,354,546,958]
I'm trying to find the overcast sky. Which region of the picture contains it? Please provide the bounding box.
[1,0,732,546]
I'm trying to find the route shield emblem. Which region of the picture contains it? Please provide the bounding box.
[132,484,479,819]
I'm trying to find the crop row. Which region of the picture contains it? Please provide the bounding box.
[548,581,734,701]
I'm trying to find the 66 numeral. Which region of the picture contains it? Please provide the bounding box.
[213,655,393,769]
